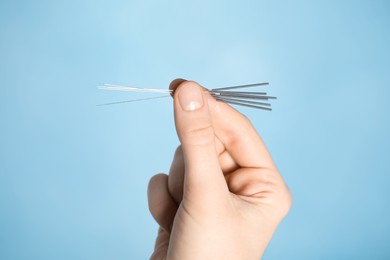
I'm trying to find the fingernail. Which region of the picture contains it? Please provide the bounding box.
[178,84,203,111]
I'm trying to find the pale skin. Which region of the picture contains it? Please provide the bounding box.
[147,79,292,260]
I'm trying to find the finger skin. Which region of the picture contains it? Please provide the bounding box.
[150,227,170,260]
[168,146,185,204]
[148,173,178,233]
[168,144,239,206]
[207,96,276,170]
[173,81,229,202]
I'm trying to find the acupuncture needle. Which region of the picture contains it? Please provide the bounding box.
[97,82,276,110]
[96,95,171,106]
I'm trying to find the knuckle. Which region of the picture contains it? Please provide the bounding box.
[272,181,292,216]
[181,125,215,147]
[256,171,292,217]
[148,173,167,188]
[276,185,292,216]
[284,187,293,210]
[173,145,183,158]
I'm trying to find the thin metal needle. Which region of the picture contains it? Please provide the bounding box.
[215,98,272,111]
[98,84,172,93]
[212,82,269,91]
[212,90,268,95]
[212,92,277,100]
[215,96,271,106]
[97,82,276,111]
[97,95,170,106]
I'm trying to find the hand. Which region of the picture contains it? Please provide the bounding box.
[148,79,291,259]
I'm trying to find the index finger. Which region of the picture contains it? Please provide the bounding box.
[208,94,276,170]
[169,79,276,170]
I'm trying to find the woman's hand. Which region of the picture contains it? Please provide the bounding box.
[148,79,291,259]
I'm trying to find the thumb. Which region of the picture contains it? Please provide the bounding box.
[173,81,228,201]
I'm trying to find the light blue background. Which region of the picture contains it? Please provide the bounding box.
[1,0,389,259]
